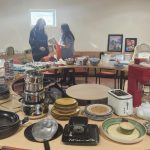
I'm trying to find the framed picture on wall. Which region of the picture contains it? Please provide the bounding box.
[107,34,123,52]
[125,38,137,52]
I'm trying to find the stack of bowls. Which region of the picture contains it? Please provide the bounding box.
[84,104,113,121]
[51,98,80,120]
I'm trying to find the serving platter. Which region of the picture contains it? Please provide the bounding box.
[102,118,146,144]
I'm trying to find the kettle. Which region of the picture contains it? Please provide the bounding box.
[136,102,150,120]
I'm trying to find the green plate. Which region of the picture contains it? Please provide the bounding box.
[102,118,146,144]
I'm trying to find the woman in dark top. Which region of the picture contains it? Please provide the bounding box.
[59,23,75,59]
[29,18,49,61]
[59,24,75,85]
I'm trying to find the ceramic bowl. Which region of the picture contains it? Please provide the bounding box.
[114,63,124,69]
[119,122,135,135]
[89,58,100,66]
[65,58,75,65]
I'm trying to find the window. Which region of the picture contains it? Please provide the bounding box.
[30,9,56,26]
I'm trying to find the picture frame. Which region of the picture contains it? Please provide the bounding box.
[125,38,137,52]
[107,34,123,52]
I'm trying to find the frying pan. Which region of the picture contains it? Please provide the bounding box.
[0,110,29,139]
[32,118,58,150]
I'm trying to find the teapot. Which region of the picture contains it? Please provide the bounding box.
[136,102,150,120]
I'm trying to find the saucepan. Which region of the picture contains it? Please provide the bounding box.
[32,118,58,150]
[0,110,29,139]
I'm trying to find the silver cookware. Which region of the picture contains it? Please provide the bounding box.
[32,118,58,150]
[25,82,43,92]
[19,99,48,116]
[25,70,43,84]
[23,90,45,104]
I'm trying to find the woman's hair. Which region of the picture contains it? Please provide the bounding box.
[35,18,46,29]
[61,23,75,41]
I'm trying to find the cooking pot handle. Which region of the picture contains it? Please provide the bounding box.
[18,97,23,102]
[44,141,50,150]
[20,117,29,125]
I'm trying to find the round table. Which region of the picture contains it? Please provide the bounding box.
[66,84,111,105]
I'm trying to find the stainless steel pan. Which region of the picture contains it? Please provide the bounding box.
[32,118,58,150]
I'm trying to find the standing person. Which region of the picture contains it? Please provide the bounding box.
[59,23,75,59]
[59,23,75,85]
[29,18,49,61]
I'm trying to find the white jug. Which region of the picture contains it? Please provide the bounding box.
[136,102,150,120]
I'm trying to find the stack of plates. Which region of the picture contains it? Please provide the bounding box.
[84,104,113,121]
[51,98,80,120]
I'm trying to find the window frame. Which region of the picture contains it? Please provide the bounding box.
[30,9,56,27]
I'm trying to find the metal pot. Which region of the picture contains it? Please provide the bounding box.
[19,100,48,116]
[0,110,29,139]
[23,90,45,104]
[25,70,43,84]
[25,82,43,92]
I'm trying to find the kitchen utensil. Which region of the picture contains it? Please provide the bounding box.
[19,100,48,117]
[102,118,146,144]
[0,110,29,139]
[25,70,43,84]
[25,82,43,92]
[32,118,58,150]
[23,90,45,104]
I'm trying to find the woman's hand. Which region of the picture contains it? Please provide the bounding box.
[39,47,46,51]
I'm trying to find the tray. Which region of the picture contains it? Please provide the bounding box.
[62,124,99,145]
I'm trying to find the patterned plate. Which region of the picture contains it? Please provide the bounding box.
[85,104,113,116]
[102,118,146,144]
[84,112,112,121]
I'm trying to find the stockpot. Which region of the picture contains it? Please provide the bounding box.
[23,90,45,104]
[25,70,43,84]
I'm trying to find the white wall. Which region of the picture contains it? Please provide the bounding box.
[0,0,150,52]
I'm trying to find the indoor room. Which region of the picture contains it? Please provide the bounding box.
[0,0,150,150]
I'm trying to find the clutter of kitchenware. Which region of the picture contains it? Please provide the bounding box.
[0,70,150,149]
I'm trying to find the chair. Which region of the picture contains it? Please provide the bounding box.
[41,56,61,86]
[74,67,89,83]
[73,55,89,83]
[95,52,118,88]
